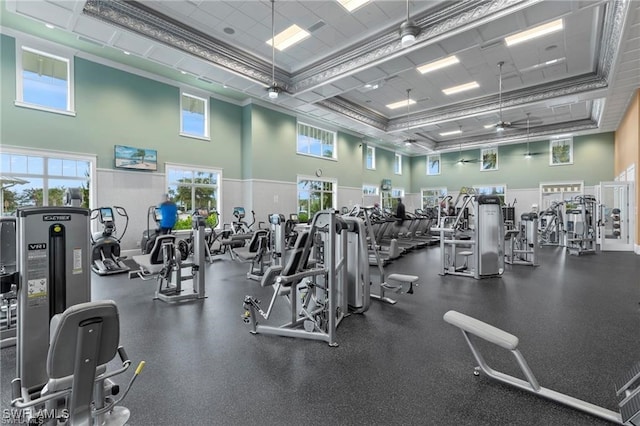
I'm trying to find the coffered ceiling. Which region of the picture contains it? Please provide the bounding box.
[3,0,639,154]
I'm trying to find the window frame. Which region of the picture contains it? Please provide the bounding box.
[165,163,221,228]
[421,187,447,209]
[0,146,96,214]
[296,122,338,160]
[426,154,441,175]
[473,184,507,204]
[362,184,379,195]
[549,137,573,166]
[15,42,76,116]
[394,153,402,175]
[179,91,210,140]
[365,146,376,170]
[297,175,337,221]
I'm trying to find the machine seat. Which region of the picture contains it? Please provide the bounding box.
[443,310,519,350]
[132,234,176,275]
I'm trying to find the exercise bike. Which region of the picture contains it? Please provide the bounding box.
[90,206,130,276]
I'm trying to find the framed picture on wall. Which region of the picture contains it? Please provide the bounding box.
[550,138,573,165]
[114,145,158,171]
[427,154,441,175]
[481,147,498,171]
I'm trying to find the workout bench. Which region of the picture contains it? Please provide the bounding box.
[443,310,640,425]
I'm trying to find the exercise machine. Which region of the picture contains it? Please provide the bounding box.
[565,195,597,255]
[505,212,540,266]
[1,216,17,348]
[140,205,162,255]
[443,310,640,425]
[242,209,369,346]
[90,206,130,275]
[131,211,207,303]
[539,201,564,246]
[12,206,142,425]
[434,195,505,279]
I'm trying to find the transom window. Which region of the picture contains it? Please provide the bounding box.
[297,177,336,223]
[166,164,220,229]
[474,184,506,205]
[180,92,209,139]
[297,122,336,159]
[1,149,94,214]
[366,146,376,169]
[362,184,379,195]
[16,46,74,115]
[394,153,402,175]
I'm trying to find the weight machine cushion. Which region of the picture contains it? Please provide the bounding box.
[387,273,419,284]
[133,234,177,274]
[443,310,519,351]
[43,301,119,395]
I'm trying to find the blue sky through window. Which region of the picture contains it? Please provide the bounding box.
[22,71,67,110]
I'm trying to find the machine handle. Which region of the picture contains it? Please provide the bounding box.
[11,378,21,404]
[117,346,130,365]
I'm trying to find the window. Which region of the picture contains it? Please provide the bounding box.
[16,46,74,115]
[473,185,506,205]
[394,153,402,175]
[391,188,405,198]
[366,146,376,169]
[427,154,440,175]
[422,188,447,209]
[180,92,209,139]
[382,188,404,211]
[1,149,94,215]
[550,138,573,165]
[297,177,336,222]
[481,147,498,171]
[166,164,220,229]
[362,184,379,195]
[297,122,336,159]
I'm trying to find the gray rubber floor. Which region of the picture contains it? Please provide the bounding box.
[1,245,639,425]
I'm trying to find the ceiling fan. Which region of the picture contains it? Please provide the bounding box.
[445,137,480,164]
[522,113,545,157]
[486,62,543,132]
[399,89,432,151]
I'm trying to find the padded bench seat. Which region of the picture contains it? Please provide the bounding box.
[387,273,419,284]
[443,310,519,350]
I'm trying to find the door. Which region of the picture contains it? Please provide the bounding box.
[597,182,635,251]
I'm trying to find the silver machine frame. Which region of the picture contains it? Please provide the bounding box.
[434,194,505,279]
[565,195,597,255]
[505,212,540,266]
[131,213,207,303]
[13,206,136,425]
[444,310,640,425]
[1,216,18,348]
[243,210,369,346]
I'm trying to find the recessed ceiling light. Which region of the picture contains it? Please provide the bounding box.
[180,71,187,75]
[386,98,416,110]
[519,57,566,73]
[123,51,131,55]
[45,23,55,29]
[442,81,479,95]
[336,0,371,12]
[505,19,564,47]
[440,129,462,136]
[484,124,495,129]
[266,24,310,51]
[416,55,459,74]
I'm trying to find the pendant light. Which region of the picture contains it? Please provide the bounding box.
[267,0,279,99]
[404,89,416,146]
[400,0,419,48]
[524,113,532,158]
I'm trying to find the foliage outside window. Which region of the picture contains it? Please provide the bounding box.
[1,151,92,215]
[481,147,498,171]
[166,165,220,230]
[17,46,74,114]
[382,188,405,211]
[366,146,376,169]
[422,188,447,209]
[473,185,506,205]
[427,154,440,175]
[297,123,336,159]
[297,178,335,223]
[550,138,573,165]
[394,153,402,175]
[362,184,378,195]
[180,92,209,139]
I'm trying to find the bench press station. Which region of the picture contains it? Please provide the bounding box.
[443,310,640,424]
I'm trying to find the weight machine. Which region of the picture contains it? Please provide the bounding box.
[505,212,540,266]
[434,194,505,279]
[0,217,17,348]
[565,195,597,255]
[131,212,207,303]
[538,201,564,246]
[444,310,640,425]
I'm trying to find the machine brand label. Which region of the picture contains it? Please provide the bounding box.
[28,243,47,250]
[43,215,71,221]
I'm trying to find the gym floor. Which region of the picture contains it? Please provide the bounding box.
[1,246,639,425]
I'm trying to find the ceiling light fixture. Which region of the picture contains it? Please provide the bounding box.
[45,23,55,29]
[505,19,564,47]
[386,98,416,110]
[417,55,459,74]
[519,57,566,73]
[336,0,371,13]
[442,81,479,95]
[267,0,279,100]
[399,0,420,48]
[440,129,462,137]
[403,88,417,147]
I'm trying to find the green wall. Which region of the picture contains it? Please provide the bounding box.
[410,132,615,192]
[1,34,243,178]
[362,144,412,191]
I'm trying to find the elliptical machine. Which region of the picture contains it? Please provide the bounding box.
[91,206,130,276]
[140,205,162,255]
